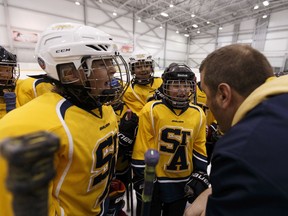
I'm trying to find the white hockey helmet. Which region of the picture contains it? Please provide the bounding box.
[128,51,154,84]
[35,22,129,105]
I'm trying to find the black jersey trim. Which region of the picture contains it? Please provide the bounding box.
[59,99,73,119]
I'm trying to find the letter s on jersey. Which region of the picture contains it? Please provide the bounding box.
[160,127,192,171]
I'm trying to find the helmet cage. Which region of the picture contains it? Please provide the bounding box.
[57,54,129,105]
[129,56,155,85]
[0,60,20,89]
[163,79,195,108]
[162,64,196,108]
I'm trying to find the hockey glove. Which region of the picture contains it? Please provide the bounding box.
[185,171,210,203]
[118,110,139,157]
[147,85,164,102]
[206,122,220,143]
[107,179,126,216]
[153,84,164,100]
[0,131,60,216]
[133,177,144,201]
[206,122,221,163]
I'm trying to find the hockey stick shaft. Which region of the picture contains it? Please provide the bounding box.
[141,149,159,216]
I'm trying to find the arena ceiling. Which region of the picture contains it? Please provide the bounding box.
[102,0,288,36]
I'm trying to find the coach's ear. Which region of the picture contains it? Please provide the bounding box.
[216,83,232,109]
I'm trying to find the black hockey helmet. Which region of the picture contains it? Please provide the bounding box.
[0,46,17,66]
[0,46,19,90]
[162,63,196,108]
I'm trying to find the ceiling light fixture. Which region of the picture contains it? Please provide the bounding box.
[254,5,259,9]
[191,13,195,18]
[160,25,163,29]
[197,30,200,34]
[161,12,169,17]
[262,14,268,18]
[169,1,174,8]
[206,21,210,24]
[263,1,269,6]
[219,26,223,30]
[176,30,179,34]
[75,1,80,5]
[192,24,198,28]
[113,10,117,16]
[138,18,141,23]
[184,33,190,37]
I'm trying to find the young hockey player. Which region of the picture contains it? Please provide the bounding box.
[132,63,209,216]
[122,51,162,115]
[0,22,129,216]
[0,46,52,118]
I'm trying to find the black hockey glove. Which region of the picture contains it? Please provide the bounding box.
[206,122,220,143]
[118,110,139,157]
[0,131,60,216]
[133,177,144,201]
[185,171,210,203]
[206,122,221,163]
[153,84,164,100]
[107,179,126,216]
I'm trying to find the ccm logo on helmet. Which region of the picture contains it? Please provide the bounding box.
[177,74,188,77]
[56,48,71,53]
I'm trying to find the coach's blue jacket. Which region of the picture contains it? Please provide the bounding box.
[207,75,288,215]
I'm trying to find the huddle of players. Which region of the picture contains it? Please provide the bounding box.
[115,53,220,216]
[0,22,220,216]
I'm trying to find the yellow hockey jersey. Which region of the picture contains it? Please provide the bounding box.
[122,77,162,115]
[15,77,54,106]
[132,100,207,201]
[0,92,118,216]
[0,78,53,119]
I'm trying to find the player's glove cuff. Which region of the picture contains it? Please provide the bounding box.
[185,171,210,203]
[118,132,134,147]
[153,86,164,100]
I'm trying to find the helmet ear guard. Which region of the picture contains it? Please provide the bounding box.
[56,63,81,85]
[162,63,196,108]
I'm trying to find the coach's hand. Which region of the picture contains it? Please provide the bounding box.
[184,188,212,216]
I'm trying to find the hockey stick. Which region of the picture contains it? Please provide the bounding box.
[124,109,134,216]
[130,180,134,216]
[126,182,130,212]
[141,149,159,216]
[0,131,60,216]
